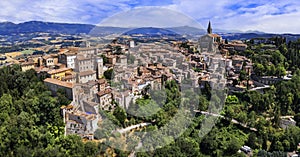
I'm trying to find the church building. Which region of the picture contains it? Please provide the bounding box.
[199,21,222,53]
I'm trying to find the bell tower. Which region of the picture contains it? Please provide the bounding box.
[207,21,212,34]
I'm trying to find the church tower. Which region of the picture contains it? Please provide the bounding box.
[207,21,212,34]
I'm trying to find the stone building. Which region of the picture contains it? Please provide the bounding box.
[58,51,77,69]
[47,67,73,80]
[42,54,59,67]
[74,54,103,83]
[44,78,74,99]
[21,62,35,72]
[62,105,100,140]
[199,21,221,53]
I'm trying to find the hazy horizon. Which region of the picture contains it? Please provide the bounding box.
[0,0,299,34]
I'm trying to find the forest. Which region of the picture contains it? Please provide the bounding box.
[0,65,102,157]
[1,38,300,157]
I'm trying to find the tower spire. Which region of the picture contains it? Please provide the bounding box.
[207,21,212,34]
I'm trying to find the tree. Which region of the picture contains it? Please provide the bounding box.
[225,39,229,44]
[100,54,108,64]
[271,141,284,152]
[176,137,200,157]
[113,106,127,126]
[273,106,281,128]
[294,113,300,127]
[141,84,151,99]
[269,64,276,76]
[201,81,211,99]
[237,112,248,124]
[247,111,256,128]
[0,65,104,157]
[154,145,182,157]
[57,88,71,106]
[276,66,286,78]
[198,95,209,111]
[247,132,260,149]
[0,94,13,114]
[279,44,288,56]
[226,95,239,104]
[114,46,123,54]
[225,137,242,155]
[104,69,114,80]
[84,141,99,157]
[59,135,85,156]
[200,126,247,156]
[224,106,235,119]
[282,139,290,152]
[253,63,264,76]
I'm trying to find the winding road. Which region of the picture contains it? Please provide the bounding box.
[116,122,151,134]
[194,110,258,131]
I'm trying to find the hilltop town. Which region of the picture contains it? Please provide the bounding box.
[0,22,246,137]
[1,21,300,157]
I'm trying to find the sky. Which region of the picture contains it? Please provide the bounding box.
[0,0,300,33]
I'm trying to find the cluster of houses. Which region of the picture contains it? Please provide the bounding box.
[40,48,114,139]
[17,22,252,139]
[2,21,293,140]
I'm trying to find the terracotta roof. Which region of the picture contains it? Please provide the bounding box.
[67,47,79,52]
[98,78,107,84]
[79,47,97,51]
[79,70,96,76]
[65,71,75,75]
[43,55,54,60]
[63,75,76,80]
[44,78,74,88]
[65,105,74,110]
[76,55,90,61]
[208,34,221,38]
[64,52,77,56]
[35,67,50,73]
[87,80,98,86]
[97,88,112,97]
[21,62,35,66]
[48,68,72,75]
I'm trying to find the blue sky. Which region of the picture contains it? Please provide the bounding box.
[0,0,300,33]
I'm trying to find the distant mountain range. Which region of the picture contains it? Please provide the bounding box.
[220,33,300,41]
[0,21,95,35]
[1,21,300,41]
[123,27,179,35]
[0,21,206,36]
[166,26,206,35]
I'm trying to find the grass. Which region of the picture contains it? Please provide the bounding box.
[21,49,34,55]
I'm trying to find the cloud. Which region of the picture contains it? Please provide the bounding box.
[0,0,299,33]
[0,0,135,24]
[163,0,300,33]
[98,7,202,28]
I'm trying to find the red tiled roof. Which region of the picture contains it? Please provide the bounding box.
[79,70,96,76]
[44,78,74,88]
[97,88,112,97]
[21,62,35,66]
[208,34,221,38]
[48,68,72,75]
[98,78,107,84]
